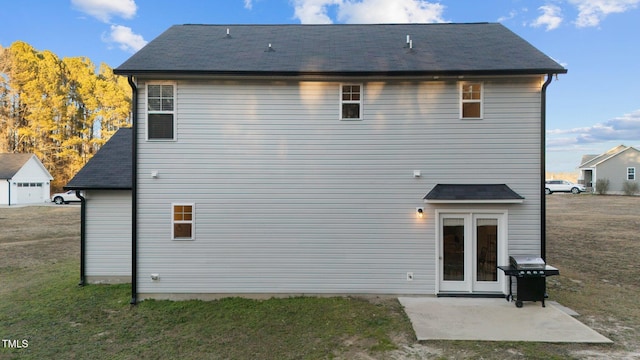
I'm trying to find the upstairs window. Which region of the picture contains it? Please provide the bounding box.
[460,82,483,119]
[147,83,176,140]
[628,167,636,180]
[172,203,194,240]
[341,84,362,120]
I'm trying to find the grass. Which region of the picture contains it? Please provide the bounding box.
[544,194,640,358]
[2,197,640,359]
[1,259,412,359]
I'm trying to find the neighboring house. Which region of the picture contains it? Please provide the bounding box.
[578,145,640,194]
[97,23,565,302]
[0,153,53,205]
[65,128,132,284]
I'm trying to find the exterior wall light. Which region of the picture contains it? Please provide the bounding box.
[416,207,424,218]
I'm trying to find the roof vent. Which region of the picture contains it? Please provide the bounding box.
[265,43,275,52]
[224,28,231,39]
[405,35,415,53]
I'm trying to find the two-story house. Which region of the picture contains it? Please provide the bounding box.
[72,23,566,302]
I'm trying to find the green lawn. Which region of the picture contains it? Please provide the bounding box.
[0,259,413,359]
[3,196,640,359]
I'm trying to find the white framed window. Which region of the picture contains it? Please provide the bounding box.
[147,83,176,140]
[460,82,483,119]
[627,167,636,180]
[172,203,194,240]
[340,84,363,120]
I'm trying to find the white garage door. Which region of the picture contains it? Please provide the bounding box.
[16,183,44,204]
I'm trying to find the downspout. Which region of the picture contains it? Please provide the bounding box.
[76,190,86,286]
[540,73,554,262]
[6,179,10,206]
[128,75,139,305]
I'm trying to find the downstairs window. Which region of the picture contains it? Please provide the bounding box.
[172,203,194,240]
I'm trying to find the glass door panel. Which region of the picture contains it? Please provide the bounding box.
[439,212,505,294]
[443,218,465,281]
[476,218,498,282]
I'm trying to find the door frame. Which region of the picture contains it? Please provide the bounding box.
[435,209,508,294]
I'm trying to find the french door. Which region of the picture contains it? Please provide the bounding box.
[438,212,506,293]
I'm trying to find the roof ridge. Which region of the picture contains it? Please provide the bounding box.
[179,22,495,27]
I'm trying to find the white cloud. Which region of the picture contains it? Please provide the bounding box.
[244,0,253,10]
[337,0,446,23]
[530,5,563,30]
[104,25,147,52]
[568,0,640,27]
[71,0,137,23]
[547,109,640,148]
[291,0,446,24]
[292,0,341,24]
[497,10,518,23]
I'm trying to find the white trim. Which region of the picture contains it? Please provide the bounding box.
[579,146,639,168]
[435,209,508,295]
[459,81,483,119]
[627,167,636,180]
[171,202,195,241]
[339,83,363,121]
[425,199,524,204]
[27,154,54,180]
[146,81,177,141]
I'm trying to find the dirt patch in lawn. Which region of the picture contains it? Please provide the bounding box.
[0,205,80,290]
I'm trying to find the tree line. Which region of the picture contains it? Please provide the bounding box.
[0,41,131,191]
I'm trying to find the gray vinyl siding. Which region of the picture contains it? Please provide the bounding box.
[85,190,131,280]
[135,76,543,296]
[596,149,640,192]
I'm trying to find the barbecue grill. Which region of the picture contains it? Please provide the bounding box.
[498,256,559,308]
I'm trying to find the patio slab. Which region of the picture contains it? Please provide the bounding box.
[398,297,612,343]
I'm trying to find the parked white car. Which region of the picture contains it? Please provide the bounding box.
[51,190,82,204]
[545,180,586,195]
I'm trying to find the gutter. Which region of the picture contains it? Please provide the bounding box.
[540,73,554,262]
[128,75,139,305]
[6,179,10,206]
[113,68,568,78]
[76,190,86,286]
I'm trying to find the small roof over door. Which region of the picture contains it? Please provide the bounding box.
[424,184,525,204]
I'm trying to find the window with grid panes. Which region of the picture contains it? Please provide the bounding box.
[172,204,194,240]
[628,167,636,180]
[147,84,175,140]
[341,84,362,120]
[460,83,482,119]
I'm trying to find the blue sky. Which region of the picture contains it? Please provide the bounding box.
[1,0,639,173]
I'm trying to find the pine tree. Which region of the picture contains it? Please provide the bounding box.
[0,41,131,191]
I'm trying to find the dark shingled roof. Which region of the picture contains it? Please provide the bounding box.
[65,128,132,190]
[424,184,524,203]
[0,153,39,179]
[115,23,567,76]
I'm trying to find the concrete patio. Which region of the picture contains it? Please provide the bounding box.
[399,297,612,343]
